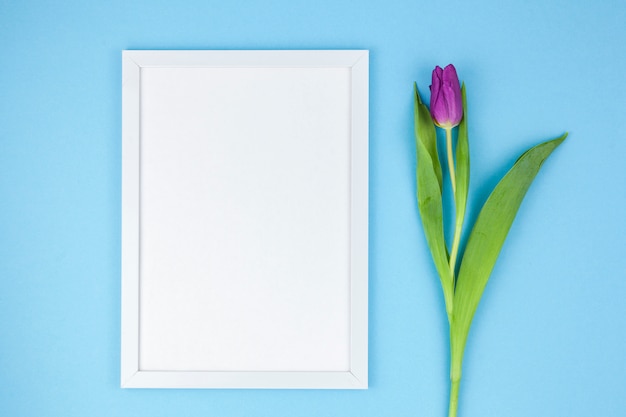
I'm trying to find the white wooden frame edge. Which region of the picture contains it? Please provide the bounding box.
[121,50,368,389]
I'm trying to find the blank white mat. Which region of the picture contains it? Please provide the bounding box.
[137,67,352,372]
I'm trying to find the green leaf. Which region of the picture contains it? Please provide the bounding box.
[455,85,470,211]
[450,133,567,367]
[450,84,470,277]
[414,83,443,191]
[414,84,453,318]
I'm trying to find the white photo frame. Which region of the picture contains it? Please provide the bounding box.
[121,50,368,389]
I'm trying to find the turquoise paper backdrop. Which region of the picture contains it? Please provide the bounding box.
[1,0,625,416]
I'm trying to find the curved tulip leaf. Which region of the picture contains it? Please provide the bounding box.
[414,83,443,190]
[414,84,453,317]
[451,84,470,276]
[451,133,567,356]
[455,85,470,221]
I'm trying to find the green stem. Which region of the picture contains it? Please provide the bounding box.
[443,286,454,324]
[445,127,456,194]
[448,377,460,417]
[446,126,462,276]
[449,330,466,417]
[449,211,463,275]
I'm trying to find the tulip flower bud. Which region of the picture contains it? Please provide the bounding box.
[429,64,463,129]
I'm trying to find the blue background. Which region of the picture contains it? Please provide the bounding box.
[1,0,625,416]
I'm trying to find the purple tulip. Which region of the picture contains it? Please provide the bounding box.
[429,64,463,129]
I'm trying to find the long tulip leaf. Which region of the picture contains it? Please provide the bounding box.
[451,133,567,354]
[450,84,470,276]
[454,85,469,234]
[414,84,453,317]
[414,83,443,190]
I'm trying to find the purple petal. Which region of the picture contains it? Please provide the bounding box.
[442,64,461,94]
[441,85,459,124]
[430,66,443,98]
[441,64,463,126]
[430,66,445,125]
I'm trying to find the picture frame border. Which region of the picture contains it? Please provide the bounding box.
[121,50,368,389]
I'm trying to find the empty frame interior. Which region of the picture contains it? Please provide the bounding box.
[122,50,368,388]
